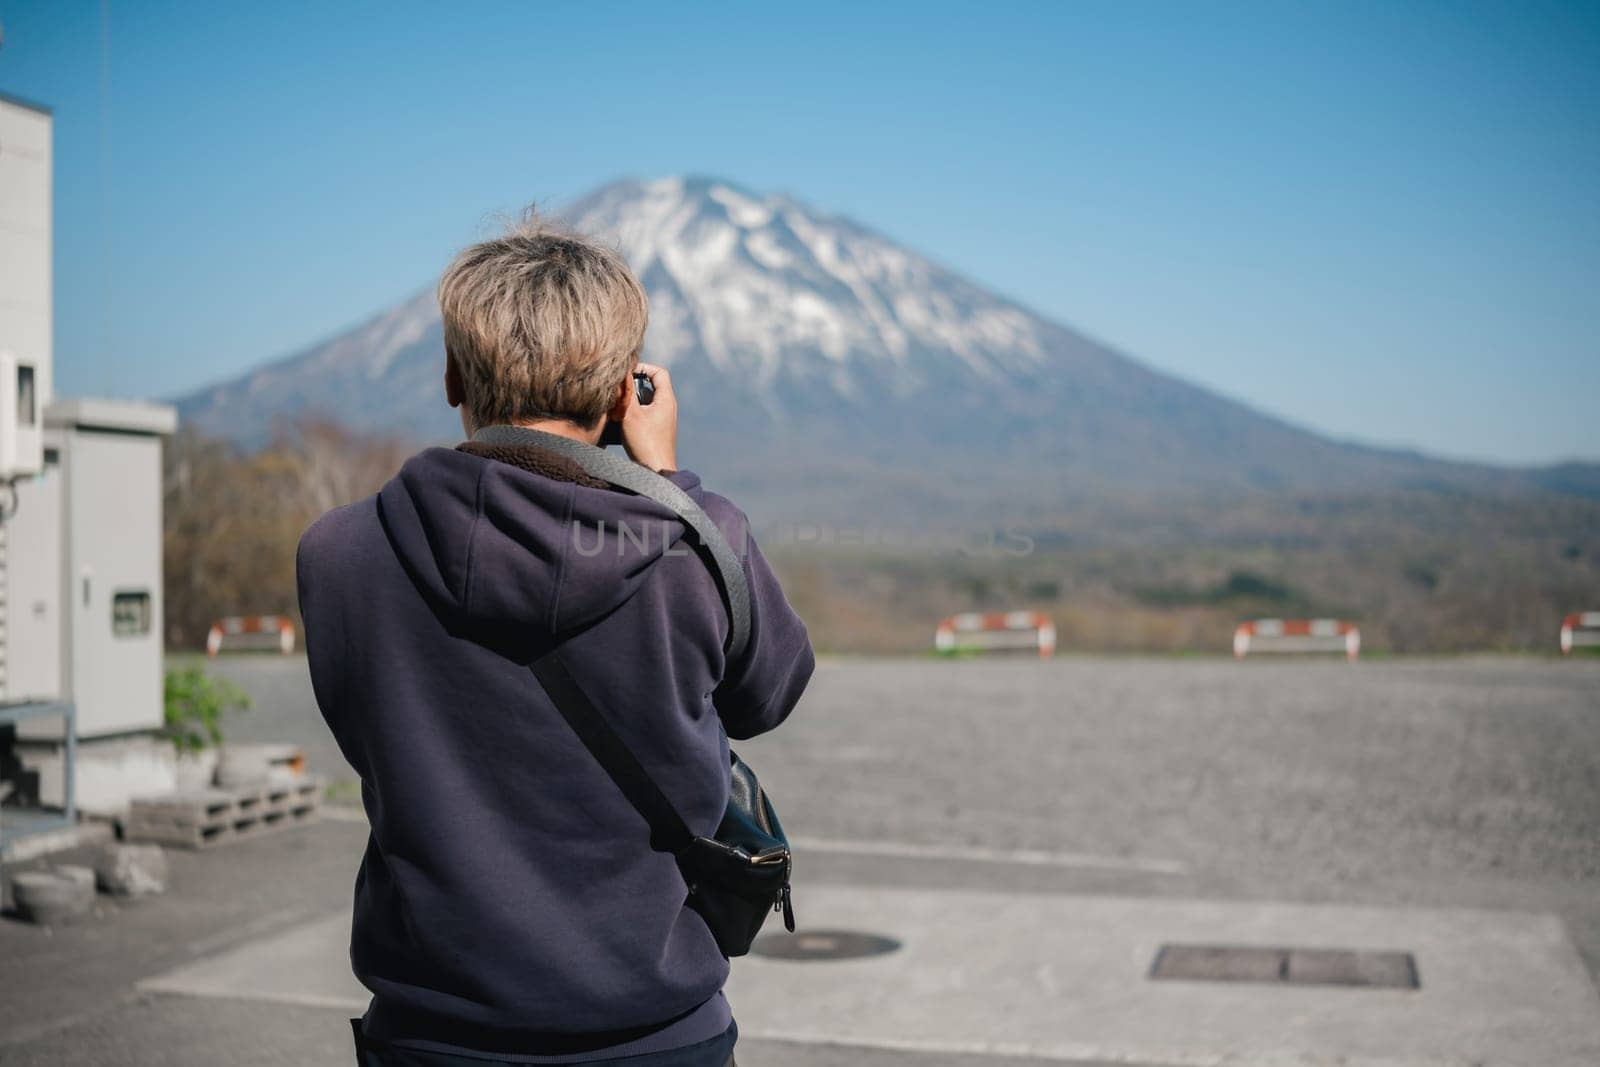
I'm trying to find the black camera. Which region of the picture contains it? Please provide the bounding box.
[598,371,655,447]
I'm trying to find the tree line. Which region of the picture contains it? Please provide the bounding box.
[163,419,412,649]
[162,420,1598,655]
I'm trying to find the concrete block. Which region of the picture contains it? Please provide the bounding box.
[12,866,95,925]
[95,842,168,897]
[16,734,177,817]
[216,743,304,788]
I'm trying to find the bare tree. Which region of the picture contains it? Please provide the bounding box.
[163,419,411,649]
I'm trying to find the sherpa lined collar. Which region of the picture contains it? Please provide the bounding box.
[456,440,614,490]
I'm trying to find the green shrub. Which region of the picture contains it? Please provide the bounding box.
[163,668,251,754]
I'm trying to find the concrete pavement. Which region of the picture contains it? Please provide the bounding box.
[133,879,1600,1066]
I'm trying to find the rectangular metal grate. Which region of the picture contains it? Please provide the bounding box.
[1151,944,1419,989]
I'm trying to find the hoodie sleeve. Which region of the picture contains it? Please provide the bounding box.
[711,516,815,741]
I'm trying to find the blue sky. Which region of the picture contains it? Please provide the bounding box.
[1,0,1595,464]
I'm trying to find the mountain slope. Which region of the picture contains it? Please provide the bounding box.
[177,176,1585,520]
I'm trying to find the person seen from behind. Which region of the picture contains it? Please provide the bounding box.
[297,210,815,1066]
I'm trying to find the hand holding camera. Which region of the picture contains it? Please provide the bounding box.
[602,363,677,472]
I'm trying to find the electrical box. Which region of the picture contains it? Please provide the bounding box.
[47,401,177,738]
[10,401,175,737]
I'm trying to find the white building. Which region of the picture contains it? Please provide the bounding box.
[1,92,177,848]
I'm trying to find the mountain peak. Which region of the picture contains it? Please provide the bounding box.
[176,175,1539,514]
[556,173,1057,390]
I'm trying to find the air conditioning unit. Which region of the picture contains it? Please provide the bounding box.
[0,349,45,480]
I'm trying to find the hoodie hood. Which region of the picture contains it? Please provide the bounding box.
[377,445,705,635]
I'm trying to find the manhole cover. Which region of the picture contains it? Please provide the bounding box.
[1150,944,1419,989]
[751,929,901,961]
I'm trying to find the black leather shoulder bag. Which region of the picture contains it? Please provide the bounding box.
[473,425,796,957]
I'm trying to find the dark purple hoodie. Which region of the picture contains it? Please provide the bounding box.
[296,440,814,1060]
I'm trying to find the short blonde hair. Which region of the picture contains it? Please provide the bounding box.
[438,210,648,428]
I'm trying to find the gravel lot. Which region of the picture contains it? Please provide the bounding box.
[206,653,1600,975]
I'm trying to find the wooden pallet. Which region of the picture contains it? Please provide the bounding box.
[125,778,323,850]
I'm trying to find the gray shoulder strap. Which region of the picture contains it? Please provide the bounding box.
[471,424,751,661]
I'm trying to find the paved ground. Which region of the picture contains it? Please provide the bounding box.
[2,655,1598,1064]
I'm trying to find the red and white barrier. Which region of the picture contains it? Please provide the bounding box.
[1560,612,1600,655]
[934,611,1056,658]
[206,615,297,658]
[1233,618,1359,661]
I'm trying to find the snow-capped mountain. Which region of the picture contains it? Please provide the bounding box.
[569,177,1053,398]
[177,176,1578,519]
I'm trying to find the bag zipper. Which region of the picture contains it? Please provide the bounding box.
[776,884,795,931]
